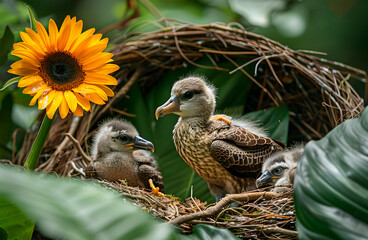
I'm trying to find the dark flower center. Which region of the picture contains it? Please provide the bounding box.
[39,51,85,90]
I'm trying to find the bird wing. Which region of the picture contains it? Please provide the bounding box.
[133,150,164,192]
[138,165,165,192]
[210,124,283,178]
[132,150,155,164]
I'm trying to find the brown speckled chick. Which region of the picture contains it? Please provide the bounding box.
[86,119,164,192]
[155,77,283,201]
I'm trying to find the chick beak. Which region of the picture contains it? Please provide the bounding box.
[155,94,181,120]
[131,136,155,152]
[256,170,273,187]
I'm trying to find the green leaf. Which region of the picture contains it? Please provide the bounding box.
[0,76,20,92]
[189,224,238,240]
[0,198,34,240]
[0,165,176,240]
[244,105,289,144]
[294,107,368,240]
[0,93,13,158]
[0,25,14,66]
[25,4,36,31]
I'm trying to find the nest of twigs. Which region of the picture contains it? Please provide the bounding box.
[12,19,367,239]
[99,179,296,239]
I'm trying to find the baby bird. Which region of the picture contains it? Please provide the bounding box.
[86,119,164,192]
[256,145,304,193]
[155,76,284,201]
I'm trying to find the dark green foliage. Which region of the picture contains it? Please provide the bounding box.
[294,107,368,239]
[0,93,13,158]
[0,165,238,240]
[0,26,13,66]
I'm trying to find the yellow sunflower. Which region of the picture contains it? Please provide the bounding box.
[8,16,119,119]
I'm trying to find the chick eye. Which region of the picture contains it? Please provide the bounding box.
[117,135,129,142]
[272,166,285,176]
[183,91,194,99]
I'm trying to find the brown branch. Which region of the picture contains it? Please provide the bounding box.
[169,192,279,225]
[262,227,298,237]
[63,133,92,163]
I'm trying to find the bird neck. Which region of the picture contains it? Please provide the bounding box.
[178,115,210,127]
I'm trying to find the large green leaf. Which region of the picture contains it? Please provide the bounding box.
[294,107,368,240]
[0,165,239,240]
[0,198,34,240]
[0,25,14,66]
[189,224,238,240]
[0,93,13,158]
[0,165,175,240]
[244,105,289,144]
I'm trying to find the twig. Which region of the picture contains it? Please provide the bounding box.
[63,133,92,162]
[262,227,298,236]
[70,161,86,176]
[170,192,279,225]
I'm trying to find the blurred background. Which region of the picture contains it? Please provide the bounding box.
[0,0,367,202]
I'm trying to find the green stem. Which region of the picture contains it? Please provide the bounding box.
[24,115,54,170]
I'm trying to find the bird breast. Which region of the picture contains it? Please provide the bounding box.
[173,118,242,189]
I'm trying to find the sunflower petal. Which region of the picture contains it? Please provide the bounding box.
[29,86,49,106]
[48,19,58,51]
[74,93,91,111]
[70,32,100,57]
[73,104,84,117]
[82,52,114,70]
[20,31,45,54]
[78,38,108,62]
[81,92,105,105]
[23,82,46,94]
[18,75,43,88]
[14,42,44,59]
[84,73,118,85]
[64,90,78,112]
[57,15,72,51]
[10,60,38,72]
[65,19,83,52]
[86,63,120,74]
[35,21,51,51]
[59,96,69,119]
[95,84,114,97]
[25,28,46,52]
[12,50,40,64]
[38,90,55,110]
[46,91,63,119]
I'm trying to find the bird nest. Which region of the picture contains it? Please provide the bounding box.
[12,19,366,239]
[98,179,297,239]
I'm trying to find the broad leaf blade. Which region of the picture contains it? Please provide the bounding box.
[189,224,238,240]
[0,165,175,240]
[244,105,289,144]
[294,107,368,240]
[0,93,13,158]
[0,25,14,66]
[0,198,34,240]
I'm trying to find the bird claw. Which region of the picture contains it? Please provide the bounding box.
[149,179,164,196]
[210,114,232,125]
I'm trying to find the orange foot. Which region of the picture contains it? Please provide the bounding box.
[149,179,164,196]
[210,114,232,125]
